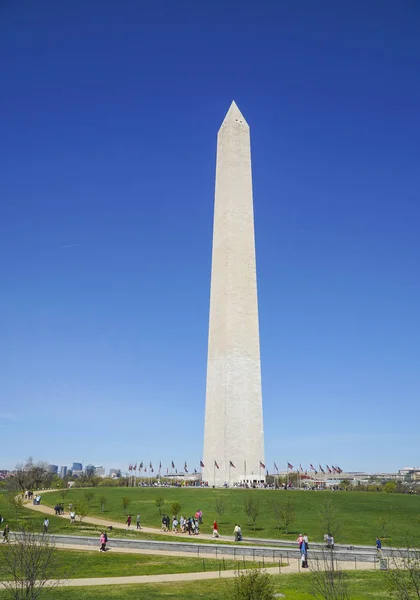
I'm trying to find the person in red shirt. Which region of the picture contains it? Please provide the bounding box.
[213,520,220,538]
[126,515,132,529]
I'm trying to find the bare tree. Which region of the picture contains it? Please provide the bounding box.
[387,544,420,599]
[99,495,108,513]
[13,458,51,493]
[318,498,341,541]
[310,548,350,600]
[215,498,226,520]
[280,498,295,534]
[0,528,64,599]
[270,499,282,530]
[376,514,389,539]
[58,488,69,503]
[83,491,95,507]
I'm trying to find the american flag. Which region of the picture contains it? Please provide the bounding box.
[229,461,236,468]
[171,461,175,469]
[184,462,188,473]
[214,461,219,469]
[319,465,325,473]
[200,460,204,468]
[260,461,265,469]
[274,463,279,472]
[287,462,293,470]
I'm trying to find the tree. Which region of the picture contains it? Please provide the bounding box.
[384,481,397,493]
[121,496,131,513]
[228,568,275,600]
[318,498,341,540]
[248,498,260,530]
[0,527,64,599]
[271,499,282,530]
[59,488,69,502]
[99,495,107,513]
[171,502,181,518]
[215,498,226,521]
[376,514,389,539]
[74,501,89,523]
[13,458,51,492]
[155,496,164,515]
[6,492,25,522]
[243,496,255,527]
[83,491,95,507]
[386,543,420,599]
[310,548,350,600]
[280,498,295,534]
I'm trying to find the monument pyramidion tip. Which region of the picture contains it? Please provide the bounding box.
[221,100,249,128]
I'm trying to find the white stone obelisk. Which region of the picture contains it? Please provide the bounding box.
[202,101,265,488]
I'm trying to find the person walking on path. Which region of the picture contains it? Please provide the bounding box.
[233,524,240,542]
[376,537,382,553]
[126,515,132,529]
[43,518,49,534]
[100,532,107,552]
[2,524,10,543]
[136,514,141,530]
[213,520,220,538]
[297,533,303,550]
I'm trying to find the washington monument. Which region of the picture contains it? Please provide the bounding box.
[202,101,265,487]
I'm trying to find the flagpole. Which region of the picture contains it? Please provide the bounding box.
[213,461,215,488]
[244,459,247,487]
[229,462,231,487]
[259,463,261,486]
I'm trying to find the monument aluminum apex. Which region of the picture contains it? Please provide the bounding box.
[202,101,265,488]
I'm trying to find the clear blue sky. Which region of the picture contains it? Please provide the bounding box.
[1,1,419,474]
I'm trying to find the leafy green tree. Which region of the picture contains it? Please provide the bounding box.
[155,496,165,515]
[170,502,181,518]
[75,501,89,523]
[121,496,131,513]
[384,481,397,493]
[228,569,275,600]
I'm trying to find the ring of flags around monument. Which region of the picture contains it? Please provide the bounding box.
[127,461,342,477]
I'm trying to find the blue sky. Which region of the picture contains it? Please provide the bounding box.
[1,1,419,473]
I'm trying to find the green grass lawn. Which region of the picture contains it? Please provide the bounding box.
[0,547,276,580]
[0,571,391,599]
[40,486,420,546]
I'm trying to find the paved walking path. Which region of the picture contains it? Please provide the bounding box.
[24,496,229,542]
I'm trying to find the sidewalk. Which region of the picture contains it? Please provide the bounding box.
[24,498,227,542]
